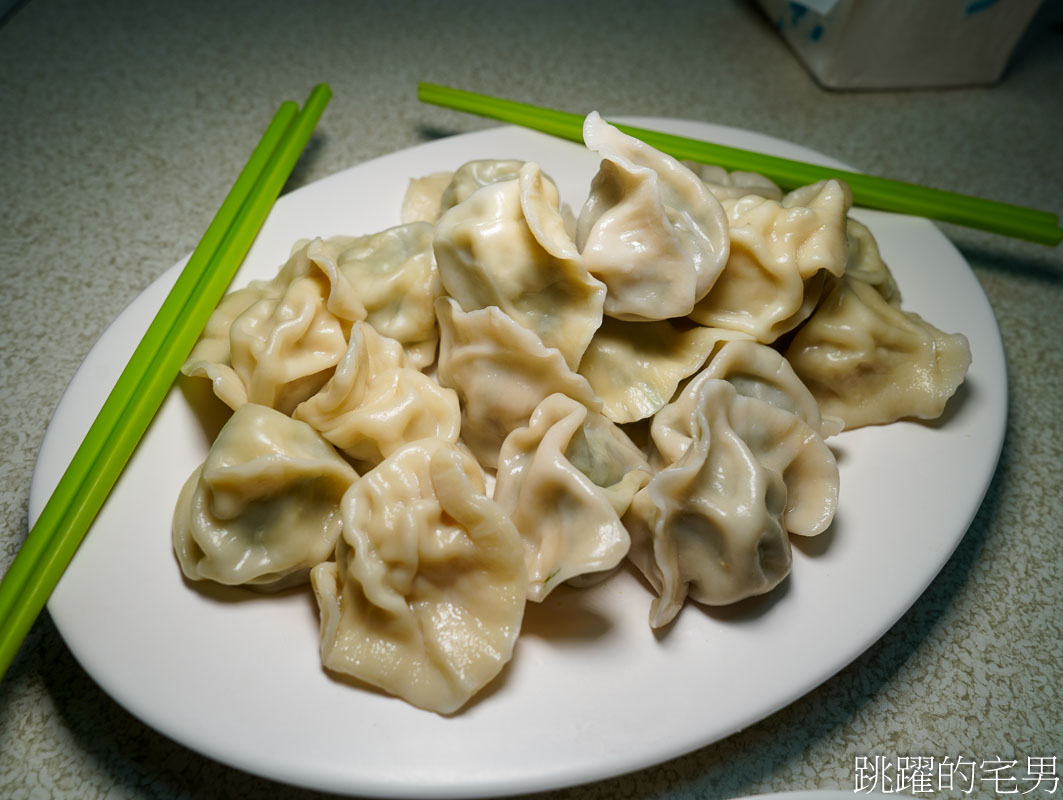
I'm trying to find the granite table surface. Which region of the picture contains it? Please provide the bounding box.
[1,1,1061,798]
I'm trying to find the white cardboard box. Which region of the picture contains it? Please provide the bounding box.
[756,0,1043,89]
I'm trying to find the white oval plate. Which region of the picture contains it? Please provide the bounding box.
[31,119,1006,798]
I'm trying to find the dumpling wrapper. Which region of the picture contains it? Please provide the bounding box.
[227,275,354,415]
[180,278,284,410]
[685,161,784,202]
[433,161,606,371]
[576,112,730,321]
[311,438,527,714]
[294,321,460,471]
[842,217,902,305]
[172,403,358,591]
[435,297,601,469]
[626,378,839,627]
[689,179,850,343]
[314,223,443,369]
[438,159,526,212]
[403,158,572,229]
[577,316,752,424]
[401,171,454,224]
[652,339,842,465]
[495,393,651,600]
[785,274,972,429]
[182,236,369,414]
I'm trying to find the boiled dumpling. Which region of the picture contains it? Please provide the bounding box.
[842,217,901,305]
[180,278,284,410]
[400,160,534,226]
[313,224,442,369]
[685,161,784,202]
[293,321,461,470]
[172,403,358,591]
[272,235,369,321]
[577,316,752,424]
[439,159,526,211]
[311,438,527,714]
[435,297,601,469]
[495,393,651,600]
[689,179,850,343]
[785,274,971,429]
[652,339,842,464]
[625,377,839,627]
[433,161,606,370]
[428,159,577,240]
[576,112,730,321]
[227,275,354,415]
[401,171,454,224]
[651,341,841,530]
[182,236,369,415]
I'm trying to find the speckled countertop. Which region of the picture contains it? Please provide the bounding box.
[1,1,1061,798]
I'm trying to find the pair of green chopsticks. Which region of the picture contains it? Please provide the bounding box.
[419,83,1062,246]
[0,84,332,680]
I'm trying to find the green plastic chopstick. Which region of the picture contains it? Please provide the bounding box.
[0,83,332,681]
[418,82,1062,246]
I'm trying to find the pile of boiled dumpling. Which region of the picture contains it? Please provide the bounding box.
[172,112,971,714]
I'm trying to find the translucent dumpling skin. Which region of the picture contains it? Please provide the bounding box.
[689,179,850,343]
[576,112,730,321]
[627,358,839,627]
[433,161,606,370]
[785,275,972,429]
[172,403,358,591]
[312,224,443,369]
[577,316,751,424]
[495,393,651,600]
[311,439,527,714]
[293,321,460,470]
[435,297,600,469]
[181,237,368,415]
